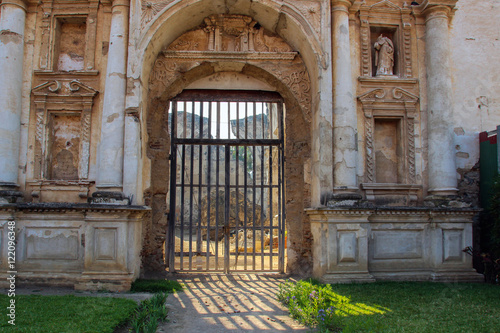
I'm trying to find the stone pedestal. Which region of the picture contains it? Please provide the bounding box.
[307,207,483,283]
[0,204,147,291]
[308,209,374,283]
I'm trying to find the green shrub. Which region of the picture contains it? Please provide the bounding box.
[130,279,183,293]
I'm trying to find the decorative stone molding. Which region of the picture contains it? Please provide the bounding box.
[31,80,98,181]
[150,14,312,123]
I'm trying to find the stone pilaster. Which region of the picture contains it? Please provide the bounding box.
[95,0,130,195]
[0,0,27,202]
[419,0,458,197]
[331,0,360,201]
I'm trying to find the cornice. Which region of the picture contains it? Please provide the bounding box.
[332,0,356,12]
[412,0,458,19]
[1,202,150,214]
[0,0,28,11]
[306,207,480,217]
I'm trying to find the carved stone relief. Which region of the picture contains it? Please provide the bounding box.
[290,1,322,38]
[141,0,174,28]
[151,14,311,122]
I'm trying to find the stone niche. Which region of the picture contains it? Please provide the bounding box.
[0,204,148,291]
[358,85,421,205]
[35,2,100,73]
[54,17,87,71]
[359,0,415,79]
[307,208,483,283]
[28,80,98,203]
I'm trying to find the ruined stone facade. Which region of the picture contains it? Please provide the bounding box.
[1,0,497,289]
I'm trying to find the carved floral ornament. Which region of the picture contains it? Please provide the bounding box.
[150,14,312,123]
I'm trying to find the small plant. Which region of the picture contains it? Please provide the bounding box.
[129,292,169,333]
[277,279,344,332]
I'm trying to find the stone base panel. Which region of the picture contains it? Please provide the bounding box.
[0,204,148,291]
[307,207,483,284]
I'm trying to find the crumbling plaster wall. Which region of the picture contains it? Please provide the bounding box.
[450,0,500,173]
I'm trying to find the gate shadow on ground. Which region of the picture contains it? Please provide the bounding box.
[158,274,310,332]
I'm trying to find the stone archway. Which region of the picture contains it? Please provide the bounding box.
[141,14,313,276]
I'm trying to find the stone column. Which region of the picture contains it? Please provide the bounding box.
[421,2,458,196]
[0,0,27,201]
[95,0,129,199]
[331,0,360,200]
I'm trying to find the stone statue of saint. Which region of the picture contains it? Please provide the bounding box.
[374,35,394,76]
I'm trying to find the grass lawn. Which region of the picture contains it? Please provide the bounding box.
[279,280,500,333]
[0,294,137,333]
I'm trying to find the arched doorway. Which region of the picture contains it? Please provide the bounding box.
[143,13,313,276]
[166,89,285,273]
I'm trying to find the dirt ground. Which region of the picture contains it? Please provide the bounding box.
[10,274,309,332]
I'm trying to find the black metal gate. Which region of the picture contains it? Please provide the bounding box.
[166,90,285,273]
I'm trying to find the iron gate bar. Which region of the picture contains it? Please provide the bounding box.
[206,102,212,271]
[224,144,230,273]
[188,100,195,270]
[235,102,240,270]
[179,101,187,270]
[173,139,281,145]
[244,101,248,269]
[251,101,256,270]
[215,101,220,270]
[167,101,177,272]
[171,89,283,103]
[197,102,203,255]
[278,102,285,272]
[269,145,273,269]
